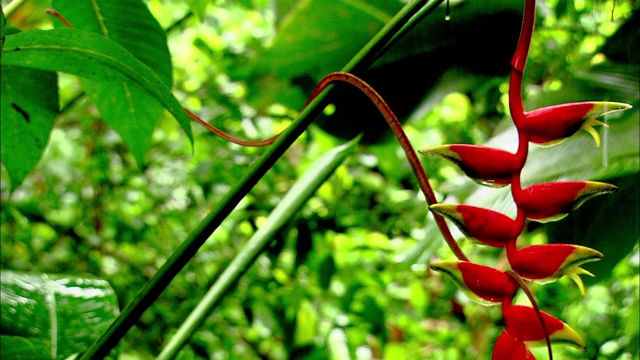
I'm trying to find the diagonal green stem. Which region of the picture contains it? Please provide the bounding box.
[2,0,28,18]
[375,0,445,61]
[157,138,360,360]
[80,1,432,358]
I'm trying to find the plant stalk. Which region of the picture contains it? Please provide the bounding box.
[157,138,360,360]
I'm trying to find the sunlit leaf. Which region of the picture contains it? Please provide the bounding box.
[0,271,119,360]
[1,29,193,146]
[0,65,58,190]
[51,0,173,165]
[259,0,402,78]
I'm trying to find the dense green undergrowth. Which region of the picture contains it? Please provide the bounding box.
[1,0,638,359]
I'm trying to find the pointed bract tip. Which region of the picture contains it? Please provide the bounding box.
[418,145,459,159]
[505,305,586,350]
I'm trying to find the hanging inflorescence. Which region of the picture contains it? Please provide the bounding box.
[421,0,631,358]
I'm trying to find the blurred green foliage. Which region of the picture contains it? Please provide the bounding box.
[1,0,638,359]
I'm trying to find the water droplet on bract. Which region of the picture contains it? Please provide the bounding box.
[445,0,451,21]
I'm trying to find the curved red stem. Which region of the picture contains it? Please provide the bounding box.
[511,0,536,73]
[188,72,469,261]
[508,0,554,358]
[506,270,553,360]
[184,108,280,147]
[45,8,74,28]
[313,73,469,261]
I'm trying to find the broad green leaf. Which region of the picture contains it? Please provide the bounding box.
[242,0,404,112]
[256,0,403,78]
[52,0,172,165]
[157,136,360,360]
[1,65,58,190]
[0,270,120,360]
[1,28,194,145]
[1,336,52,360]
[82,80,162,165]
[51,0,172,86]
[274,0,299,27]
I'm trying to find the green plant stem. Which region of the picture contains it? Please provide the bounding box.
[376,0,445,60]
[2,0,28,18]
[159,68,468,358]
[157,138,360,360]
[80,1,431,358]
[342,0,436,74]
[80,88,329,360]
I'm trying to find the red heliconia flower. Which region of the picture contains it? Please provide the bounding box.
[419,144,520,187]
[517,101,631,147]
[430,260,519,305]
[492,331,536,360]
[503,305,585,349]
[430,204,520,247]
[517,181,617,222]
[509,244,603,295]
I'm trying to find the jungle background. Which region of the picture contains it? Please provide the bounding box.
[1,0,638,359]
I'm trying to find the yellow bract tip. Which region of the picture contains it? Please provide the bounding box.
[581,118,607,148]
[566,267,594,296]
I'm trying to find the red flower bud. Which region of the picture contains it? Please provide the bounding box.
[430,260,519,305]
[518,101,631,147]
[517,181,617,222]
[492,331,536,360]
[419,144,520,187]
[503,305,585,349]
[430,204,519,247]
[509,244,602,295]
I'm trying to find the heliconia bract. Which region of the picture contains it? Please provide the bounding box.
[430,260,519,305]
[419,144,520,187]
[508,244,602,295]
[502,305,585,349]
[429,204,520,247]
[517,101,631,147]
[516,181,617,222]
[492,331,536,360]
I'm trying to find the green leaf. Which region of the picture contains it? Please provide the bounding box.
[255,0,403,78]
[51,0,173,165]
[83,80,162,165]
[241,0,405,112]
[0,270,120,360]
[0,65,58,190]
[1,28,193,145]
[51,0,172,85]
